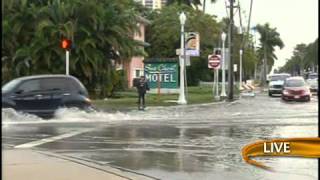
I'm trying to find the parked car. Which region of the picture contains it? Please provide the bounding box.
[267,73,291,96]
[306,78,318,93]
[2,75,94,118]
[307,73,318,80]
[281,76,311,102]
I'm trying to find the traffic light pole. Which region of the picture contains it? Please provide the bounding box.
[228,0,234,101]
[66,50,70,75]
[215,68,220,100]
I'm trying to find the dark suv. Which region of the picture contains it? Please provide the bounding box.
[2,75,93,118]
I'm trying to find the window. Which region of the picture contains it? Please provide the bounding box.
[270,75,290,81]
[17,80,41,93]
[2,79,21,93]
[285,79,305,87]
[308,74,318,79]
[39,78,74,91]
[135,70,141,78]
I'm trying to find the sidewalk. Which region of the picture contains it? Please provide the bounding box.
[3,149,157,180]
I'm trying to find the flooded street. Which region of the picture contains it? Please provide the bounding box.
[2,93,318,180]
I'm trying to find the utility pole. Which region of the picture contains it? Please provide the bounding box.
[228,0,234,100]
[262,39,267,86]
[66,50,70,75]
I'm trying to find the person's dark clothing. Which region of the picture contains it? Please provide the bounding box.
[137,79,149,94]
[138,93,145,108]
[137,79,149,107]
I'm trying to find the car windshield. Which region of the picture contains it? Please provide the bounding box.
[285,79,305,87]
[308,74,318,79]
[270,75,289,81]
[2,79,21,93]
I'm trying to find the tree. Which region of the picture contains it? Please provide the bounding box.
[278,39,318,74]
[145,4,221,85]
[166,0,202,7]
[2,0,145,97]
[293,43,307,75]
[166,0,217,12]
[145,4,258,85]
[255,23,284,86]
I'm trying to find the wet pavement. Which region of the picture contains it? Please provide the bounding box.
[2,92,319,180]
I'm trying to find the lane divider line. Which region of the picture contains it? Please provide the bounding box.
[14,129,92,149]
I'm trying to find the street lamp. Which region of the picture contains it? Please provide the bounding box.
[239,49,243,90]
[220,32,227,97]
[178,12,187,104]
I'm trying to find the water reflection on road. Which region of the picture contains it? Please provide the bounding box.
[2,94,319,180]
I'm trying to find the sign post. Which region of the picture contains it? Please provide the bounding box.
[61,38,72,75]
[215,68,219,100]
[157,69,161,102]
[208,54,221,100]
[66,50,70,75]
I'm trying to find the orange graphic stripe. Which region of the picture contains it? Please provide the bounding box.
[242,137,320,170]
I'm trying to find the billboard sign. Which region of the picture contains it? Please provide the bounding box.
[144,61,178,89]
[185,32,200,56]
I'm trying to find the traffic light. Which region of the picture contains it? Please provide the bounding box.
[61,39,72,50]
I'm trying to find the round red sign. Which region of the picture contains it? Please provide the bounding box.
[208,55,220,68]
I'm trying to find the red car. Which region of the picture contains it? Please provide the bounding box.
[282,77,311,102]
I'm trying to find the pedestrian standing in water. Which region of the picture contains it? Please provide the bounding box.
[136,76,149,110]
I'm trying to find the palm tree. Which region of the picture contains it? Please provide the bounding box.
[292,44,307,75]
[2,0,145,97]
[255,23,284,86]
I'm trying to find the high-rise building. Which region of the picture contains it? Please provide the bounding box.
[137,0,167,10]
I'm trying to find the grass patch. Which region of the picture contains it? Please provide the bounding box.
[92,86,235,110]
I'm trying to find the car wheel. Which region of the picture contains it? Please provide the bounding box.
[82,104,97,112]
[268,92,273,97]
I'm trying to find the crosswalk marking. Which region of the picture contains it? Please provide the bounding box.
[14,129,92,149]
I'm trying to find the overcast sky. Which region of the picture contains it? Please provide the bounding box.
[202,0,318,70]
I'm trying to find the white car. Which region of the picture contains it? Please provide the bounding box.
[268,73,291,96]
[306,78,318,93]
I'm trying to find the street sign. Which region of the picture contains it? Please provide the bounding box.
[208,54,221,69]
[144,60,178,89]
[185,32,200,56]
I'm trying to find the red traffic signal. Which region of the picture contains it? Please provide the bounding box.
[61,39,72,50]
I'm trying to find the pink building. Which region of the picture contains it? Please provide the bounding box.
[118,0,167,88]
[118,18,149,88]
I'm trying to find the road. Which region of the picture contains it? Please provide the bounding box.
[2,92,319,180]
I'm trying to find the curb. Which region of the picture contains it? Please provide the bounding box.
[36,150,159,180]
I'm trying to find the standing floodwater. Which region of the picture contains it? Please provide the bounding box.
[2,93,318,180]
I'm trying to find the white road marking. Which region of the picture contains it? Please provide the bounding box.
[14,129,92,149]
